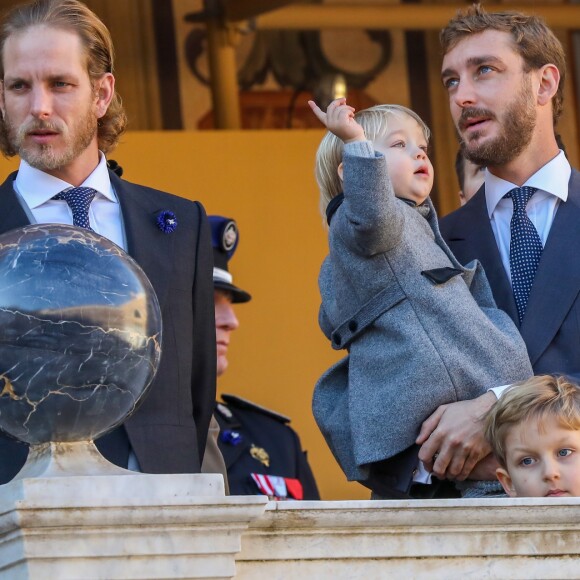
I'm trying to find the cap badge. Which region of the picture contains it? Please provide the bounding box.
[250,444,270,467]
[221,220,237,252]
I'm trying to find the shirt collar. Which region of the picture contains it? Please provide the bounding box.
[485,150,570,217]
[14,152,117,209]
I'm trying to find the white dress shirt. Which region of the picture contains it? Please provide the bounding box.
[485,150,570,283]
[13,153,126,250]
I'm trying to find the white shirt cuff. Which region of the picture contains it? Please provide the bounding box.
[488,384,511,399]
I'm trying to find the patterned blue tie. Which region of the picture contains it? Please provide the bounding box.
[53,187,97,230]
[505,186,543,323]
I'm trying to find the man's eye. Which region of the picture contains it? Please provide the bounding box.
[478,65,493,76]
[443,78,458,89]
[54,81,69,88]
[558,448,573,457]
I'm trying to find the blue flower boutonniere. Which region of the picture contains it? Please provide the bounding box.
[220,429,243,446]
[156,210,178,234]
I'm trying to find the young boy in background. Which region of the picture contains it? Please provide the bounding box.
[485,375,580,497]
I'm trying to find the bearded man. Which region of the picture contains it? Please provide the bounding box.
[0,0,216,483]
[414,4,580,488]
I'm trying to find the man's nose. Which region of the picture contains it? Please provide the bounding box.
[223,302,239,331]
[30,87,52,119]
[453,77,477,108]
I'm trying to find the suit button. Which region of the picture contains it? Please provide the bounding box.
[333,332,342,346]
[348,320,358,332]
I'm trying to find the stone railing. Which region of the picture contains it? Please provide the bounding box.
[238,498,580,579]
[1,475,579,579]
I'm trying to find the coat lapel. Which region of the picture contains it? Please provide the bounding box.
[0,172,31,234]
[520,170,580,365]
[445,189,519,322]
[111,173,174,308]
[0,170,174,308]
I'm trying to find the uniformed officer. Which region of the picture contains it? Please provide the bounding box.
[202,216,320,500]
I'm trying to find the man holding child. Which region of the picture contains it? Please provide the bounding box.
[418,4,580,489]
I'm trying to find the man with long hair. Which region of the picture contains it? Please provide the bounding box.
[0,0,215,482]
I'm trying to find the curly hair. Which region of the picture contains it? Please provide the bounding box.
[441,3,566,126]
[0,0,126,155]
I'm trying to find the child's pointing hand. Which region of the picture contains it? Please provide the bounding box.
[308,98,366,144]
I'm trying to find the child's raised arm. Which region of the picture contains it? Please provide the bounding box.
[308,98,366,144]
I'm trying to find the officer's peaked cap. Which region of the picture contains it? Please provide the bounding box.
[209,215,251,303]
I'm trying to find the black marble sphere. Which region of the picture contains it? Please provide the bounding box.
[0,225,162,445]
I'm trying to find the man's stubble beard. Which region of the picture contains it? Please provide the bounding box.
[458,75,537,167]
[5,104,98,172]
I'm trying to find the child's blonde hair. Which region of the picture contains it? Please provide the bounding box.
[484,375,580,468]
[314,104,431,218]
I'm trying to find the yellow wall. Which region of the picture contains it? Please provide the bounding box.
[0,130,368,500]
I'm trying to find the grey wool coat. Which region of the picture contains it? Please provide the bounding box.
[312,142,532,494]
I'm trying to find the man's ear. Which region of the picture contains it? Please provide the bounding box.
[337,162,344,182]
[496,467,517,497]
[458,189,466,206]
[94,73,115,119]
[536,64,560,107]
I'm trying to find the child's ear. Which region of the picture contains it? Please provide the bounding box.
[496,467,517,497]
[337,162,344,182]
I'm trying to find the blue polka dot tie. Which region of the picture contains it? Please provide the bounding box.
[505,186,543,323]
[53,187,97,231]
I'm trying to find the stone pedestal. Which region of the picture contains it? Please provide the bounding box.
[237,498,580,579]
[0,473,267,580]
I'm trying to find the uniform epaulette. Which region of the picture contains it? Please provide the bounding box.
[221,394,291,424]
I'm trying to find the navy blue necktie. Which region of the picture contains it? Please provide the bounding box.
[505,186,543,323]
[53,187,97,230]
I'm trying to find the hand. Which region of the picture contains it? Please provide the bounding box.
[416,391,496,481]
[308,98,366,143]
[466,453,499,481]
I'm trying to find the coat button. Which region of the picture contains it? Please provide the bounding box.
[348,320,358,332]
[333,332,341,346]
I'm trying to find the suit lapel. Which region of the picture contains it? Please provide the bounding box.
[0,170,175,307]
[112,173,174,307]
[0,172,31,234]
[520,170,580,365]
[447,190,519,322]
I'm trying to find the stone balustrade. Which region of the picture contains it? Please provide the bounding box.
[1,476,579,579]
[238,498,580,579]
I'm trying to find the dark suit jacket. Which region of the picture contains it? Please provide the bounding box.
[0,170,216,483]
[440,170,580,381]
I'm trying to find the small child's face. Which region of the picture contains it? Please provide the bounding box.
[373,114,434,205]
[496,414,580,497]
